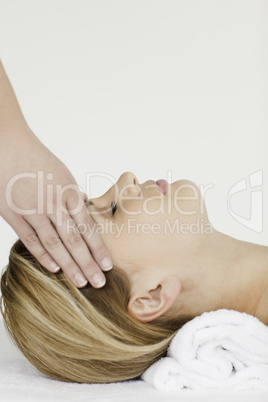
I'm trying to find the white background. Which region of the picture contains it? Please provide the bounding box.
[0,0,267,283]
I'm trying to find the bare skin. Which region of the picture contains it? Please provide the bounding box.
[87,172,268,325]
[0,60,113,288]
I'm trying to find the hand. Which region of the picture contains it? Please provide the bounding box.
[0,127,113,288]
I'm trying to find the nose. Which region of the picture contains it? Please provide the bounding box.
[118,172,140,196]
[121,171,138,185]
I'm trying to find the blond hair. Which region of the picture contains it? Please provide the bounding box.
[1,239,193,383]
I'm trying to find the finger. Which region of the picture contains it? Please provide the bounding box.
[79,191,88,203]
[10,216,61,274]
[25,214,89,288]
[68,200,113,271]
[54,213,107,288]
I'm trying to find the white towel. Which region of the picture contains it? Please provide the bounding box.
[142,309,268,391]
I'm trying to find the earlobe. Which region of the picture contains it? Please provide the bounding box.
[128,277,181,323]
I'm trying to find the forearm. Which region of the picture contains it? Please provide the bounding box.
[0,59,30,139]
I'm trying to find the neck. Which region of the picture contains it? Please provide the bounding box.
[172,230,268,325]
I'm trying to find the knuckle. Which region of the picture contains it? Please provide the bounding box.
[38,251,50,262]
[84,217,96,231]
[86,228,105,246]
[24,233,39,248]
[89,238,105,251]
[62,261,73,271]
[72,258,95,274]
[85,226,100,241]
[45,236,62,249]
[68,233,83,246]
[85,260,99,272]
[97,245,109,255]
[84,235,98,247]
[63,261,79,274]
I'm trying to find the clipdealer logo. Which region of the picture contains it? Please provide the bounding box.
[227,170,263,233]
[66,218,214,239]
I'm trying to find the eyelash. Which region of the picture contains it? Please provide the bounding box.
[111,201,117,216]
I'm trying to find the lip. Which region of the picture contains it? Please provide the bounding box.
[149,179,168,195]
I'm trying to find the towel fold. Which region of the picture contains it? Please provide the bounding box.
[142,309,268,391]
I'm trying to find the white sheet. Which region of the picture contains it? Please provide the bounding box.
[1,318,267,402]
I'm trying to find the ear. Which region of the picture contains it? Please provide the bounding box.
[128,276,182,323]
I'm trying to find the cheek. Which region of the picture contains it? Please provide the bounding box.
[120,199,144,215]
[123,198,165,216]
[104,230,143,269]
[172,181,205,212]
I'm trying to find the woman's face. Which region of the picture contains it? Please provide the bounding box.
[86,172,211,276]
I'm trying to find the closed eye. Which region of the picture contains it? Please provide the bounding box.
[111,201,117,216]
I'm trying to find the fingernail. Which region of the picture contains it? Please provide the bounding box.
[50,262,60,273]
[101,257,113,271]
[75,272,88,287]
[93,273,106,288]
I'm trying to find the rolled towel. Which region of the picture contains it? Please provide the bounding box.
[142,309,268,391]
